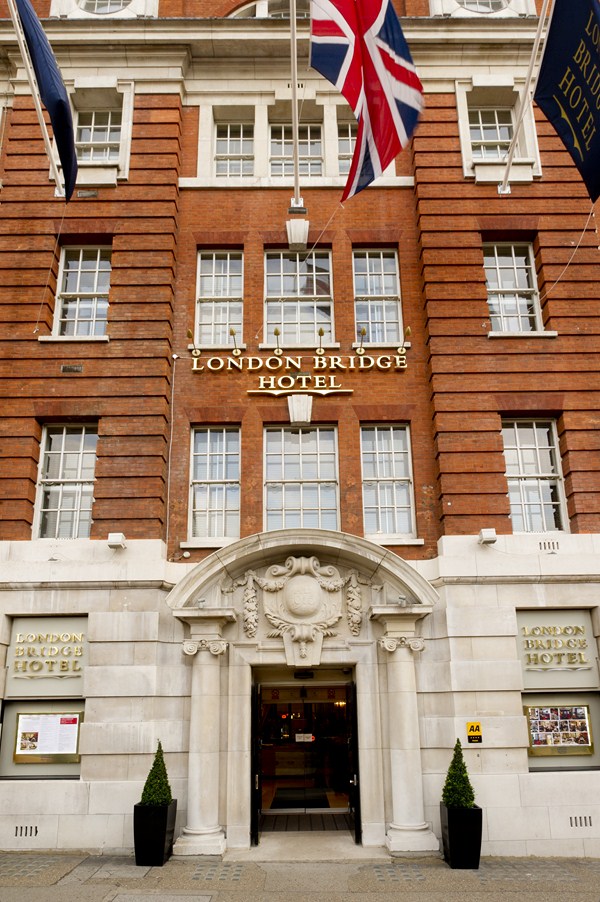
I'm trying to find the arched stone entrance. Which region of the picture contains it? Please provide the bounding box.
[167,529,439,855]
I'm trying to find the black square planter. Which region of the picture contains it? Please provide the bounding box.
[134,799,177,867]
[440,802,482,869]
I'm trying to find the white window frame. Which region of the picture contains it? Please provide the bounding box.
[50,0,158,18]
[230,0,310,17]
[34,425,98,539]
[360,425,418,543]
[337,120,357,177]
[264,426,339,531]
[430,0,535,15]
[264,250,334,347]
[484,242,544,334]
[76,109,122,165]
[269,123,323,178]
[215,123,254,178]
[78,0,131,11]
[456,77,541,184]
[187,427,241,545]
[65,79,134,186]
[187,98,407,190]
[353,250,403,346]
[195,251,244,348]
[501,419,568,534]
[469,107,514,162]
[49,246,112,339]
[261,250,335,348]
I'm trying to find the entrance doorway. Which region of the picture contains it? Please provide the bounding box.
[251,670,361,844]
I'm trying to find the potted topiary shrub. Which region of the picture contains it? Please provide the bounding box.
[133,740,177,866]
[440,738,482,869]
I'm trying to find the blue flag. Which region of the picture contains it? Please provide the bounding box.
[15,0,77,201]
[534,0,600,202]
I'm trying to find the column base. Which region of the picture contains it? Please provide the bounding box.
[385,822,440,853]
[173,827,226,856]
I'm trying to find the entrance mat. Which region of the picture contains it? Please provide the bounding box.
[270,788,329,809]
[261,812,352,832]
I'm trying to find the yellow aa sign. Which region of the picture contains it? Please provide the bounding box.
[466,722,482,743]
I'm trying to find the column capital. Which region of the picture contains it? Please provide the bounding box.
[183,639,228,657]
[379,635,425,654]
[370,604,431,652]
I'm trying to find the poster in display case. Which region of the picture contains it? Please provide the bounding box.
[525,704,593,756]
[13,712,83,764]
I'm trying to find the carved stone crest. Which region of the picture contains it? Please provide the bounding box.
[257,556,343,666]
[222,555,383,664]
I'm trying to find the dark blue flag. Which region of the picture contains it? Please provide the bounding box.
[15,0,77,201]
[534,0,600,202]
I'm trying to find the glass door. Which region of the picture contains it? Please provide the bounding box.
[259,684,352,815]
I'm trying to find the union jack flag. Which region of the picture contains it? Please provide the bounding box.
[310,0,423,201]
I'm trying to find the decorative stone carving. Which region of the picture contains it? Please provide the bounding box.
[346,571,363,636]
[222,557,386,661]
[255,556,343,666]
[242,576,258,638]
[183,639,228,656]
[222,573,258,638]
[379,636,425,654]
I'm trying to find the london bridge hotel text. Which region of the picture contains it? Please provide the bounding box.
[13,632,84,674]
[558,10,600,154]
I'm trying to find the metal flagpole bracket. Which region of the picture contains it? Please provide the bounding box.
[288,198,307,215]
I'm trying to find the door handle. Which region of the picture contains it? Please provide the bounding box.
[349,774,357,786]
[255,774,259,790]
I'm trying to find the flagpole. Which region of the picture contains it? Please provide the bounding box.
[498,0,554,196]
[7,0,66,197]
[288,0,305,212]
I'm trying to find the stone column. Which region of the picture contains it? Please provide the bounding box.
[172,608,235,856]
[370,606,439,854]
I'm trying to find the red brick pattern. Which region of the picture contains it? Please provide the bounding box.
[0,94,182,540]
[1,1,599,559]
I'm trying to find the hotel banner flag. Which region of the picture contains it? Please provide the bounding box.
[534,0,600,202]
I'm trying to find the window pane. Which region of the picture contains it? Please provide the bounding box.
[265,252,332,344]
[360,426,414,537]
[38,426,97,538]
[264,427,338,530]
[354,251,401,343]
[58,248,111,337]
[502,420,565,533]
[197,252,243,345]
[191,428,240,538]
[76,109,122,162]
[484,243,539,333]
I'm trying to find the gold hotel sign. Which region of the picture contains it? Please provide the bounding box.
[189,347,408,396]
[12,631,84,676]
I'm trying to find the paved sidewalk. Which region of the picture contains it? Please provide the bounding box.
[0,847,599,902]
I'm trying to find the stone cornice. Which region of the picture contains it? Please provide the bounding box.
[0,15,542,60]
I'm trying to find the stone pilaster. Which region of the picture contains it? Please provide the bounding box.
[370,606,439,854]
[172,608,235,856]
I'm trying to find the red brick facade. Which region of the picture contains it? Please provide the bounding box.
[0,0,598,560]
